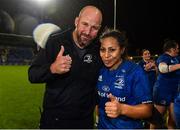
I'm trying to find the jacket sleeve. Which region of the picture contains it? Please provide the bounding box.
[28,38,58,83]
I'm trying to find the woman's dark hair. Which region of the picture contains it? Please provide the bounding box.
[141,49,149,55]
[163,39,178,52]
[99,28,128,59]
[100,28,127,48]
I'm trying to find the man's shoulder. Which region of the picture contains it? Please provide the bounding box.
[45,27,73,49]
[49,27,72,40]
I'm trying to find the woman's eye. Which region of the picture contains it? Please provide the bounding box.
[100,48,105,52]
[109,48,116,52]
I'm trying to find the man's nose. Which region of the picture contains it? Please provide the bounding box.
[85,27,91,35]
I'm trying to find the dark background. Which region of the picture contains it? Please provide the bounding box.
[0,0,179,55]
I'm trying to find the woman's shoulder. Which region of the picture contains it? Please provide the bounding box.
[122,60,141,74]
[124,60,138,67]
[157,53,172,63]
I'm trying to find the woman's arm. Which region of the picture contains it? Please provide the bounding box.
[105,94,153,119]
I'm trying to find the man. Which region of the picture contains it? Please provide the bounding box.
[28,5,103,129]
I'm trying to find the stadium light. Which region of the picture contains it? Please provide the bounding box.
[31,0,51,3]
[36,0,51,2]
[30,0,52,6]
[29,0,55,22]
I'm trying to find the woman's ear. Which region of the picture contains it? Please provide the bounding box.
[121,47,125,55]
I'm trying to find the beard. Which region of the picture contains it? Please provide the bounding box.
[77,33,93,48]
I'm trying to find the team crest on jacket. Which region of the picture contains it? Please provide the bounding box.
[84,54,92,63]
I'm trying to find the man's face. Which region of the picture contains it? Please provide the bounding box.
[74,9,101,48]
[171,44,179,57]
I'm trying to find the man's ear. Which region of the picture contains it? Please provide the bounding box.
[75,17,79,27]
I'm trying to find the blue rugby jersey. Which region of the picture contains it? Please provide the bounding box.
[153,54,180,105]
[174,56,180,125]
[174,93,180,128]
[97,60,152,129]
[157,54,179,80]
[176,56,180,76]
[138,60,157,92]
[155,54,179,89]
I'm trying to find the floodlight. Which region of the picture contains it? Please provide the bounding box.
[33,23,61,48]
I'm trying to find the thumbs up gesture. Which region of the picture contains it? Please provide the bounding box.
[50,45,72,74]
[105,93,123,118]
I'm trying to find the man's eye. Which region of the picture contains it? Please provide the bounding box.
[92,26,99,31]
[82,22,88,26]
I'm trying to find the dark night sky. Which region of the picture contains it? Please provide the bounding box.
[0,0,179,55]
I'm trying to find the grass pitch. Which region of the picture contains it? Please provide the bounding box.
[0,65,44,129]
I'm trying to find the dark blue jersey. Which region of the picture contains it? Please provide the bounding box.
[97,60,152,129]
[153,54,180,106]
[174,93,180,128]
[138,60,157,92]
[156,53,179,89]
[174,56,180,123]
[176,56,180,76]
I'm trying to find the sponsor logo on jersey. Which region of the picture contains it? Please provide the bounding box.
[98,91,126,102]
[84,54,92,63]
[102,85,110,92]
[171,59,179,64]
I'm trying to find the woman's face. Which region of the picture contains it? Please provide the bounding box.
[142,50,151,61]
[100,37,124,70]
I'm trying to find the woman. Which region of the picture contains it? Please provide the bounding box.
[138,49,157,93]
[151,39,180,129]
[96,29,153,129]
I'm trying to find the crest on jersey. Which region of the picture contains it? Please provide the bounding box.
[84,54,92,63]
[160,100,166,105]
[114,76,125,89]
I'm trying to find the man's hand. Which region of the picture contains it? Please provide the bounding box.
[50,45,72,74]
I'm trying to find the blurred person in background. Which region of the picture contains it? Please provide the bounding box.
[138,49,157,93]
[173,54,180,128]
[138,49,164,129]
[174,91,180,128]
[151,39,180,129]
